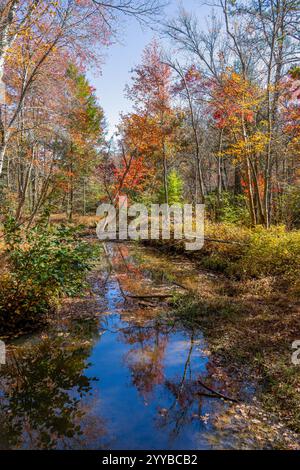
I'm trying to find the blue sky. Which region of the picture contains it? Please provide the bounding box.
[89,1,212,137]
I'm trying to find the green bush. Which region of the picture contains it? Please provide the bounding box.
[206,191,250,225]
[158,169,184,205]
[201,253,229,272]
[0,217,99,334]
[0,274,52,331]
[283,186,300,229]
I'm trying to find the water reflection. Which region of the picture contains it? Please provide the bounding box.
[0,320,106,449]
[0,243,283,450]
[120,319,222,442]
[122,323,168,398]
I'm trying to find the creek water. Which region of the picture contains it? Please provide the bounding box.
[0,242,293,449]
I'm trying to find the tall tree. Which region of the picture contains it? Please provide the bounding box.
[126,40,177,203]
[0,0,163,176]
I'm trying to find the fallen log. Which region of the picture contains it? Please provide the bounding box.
[126,293,174,300]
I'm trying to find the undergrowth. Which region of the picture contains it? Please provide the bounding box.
[0,216,100,335]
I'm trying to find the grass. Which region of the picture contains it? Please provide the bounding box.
[50,213,100,228]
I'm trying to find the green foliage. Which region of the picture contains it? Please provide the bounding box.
[289,66,300,80]
[158,169,183,205]
[201,253,229,272]
[206,191,250,225]
[282,186,300,229]
[67,64,104,138]
[0,217,100,334]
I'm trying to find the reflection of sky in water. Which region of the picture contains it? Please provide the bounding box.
[83,268,217,450]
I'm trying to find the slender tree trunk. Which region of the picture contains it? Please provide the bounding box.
[168,62,205,203]
[234,165,242,195]
[250,157,265,225]
[68,174,74,222]
[217,129,223,199]
[246,157,257,226]
[241,113,256,225]
[222,159,228,191]
[83,177,86,215]
[162,140,168,205]
[0,110,6,176]
[15,147,35,220]
[27,160,54,227]
[0,0,19,176]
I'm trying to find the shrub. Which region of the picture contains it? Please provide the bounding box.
[206,191,250,225]
[158,169,184,205]
[203,221,250,261]
[0,273,52,332]
[199,223,300,289]
[232,226,300,282]
[0,217,99,334]
[283,186,300,229]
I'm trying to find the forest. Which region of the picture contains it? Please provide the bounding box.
[0,0,300,452]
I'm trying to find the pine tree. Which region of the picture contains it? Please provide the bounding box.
[158,170,183,205]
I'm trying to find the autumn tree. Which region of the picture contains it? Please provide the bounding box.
[61,65,104,221]
[218,0,300,225]
[125,40,178,204]
[170,62,207,203]
[0,0,163,177]
[208,70,268,225]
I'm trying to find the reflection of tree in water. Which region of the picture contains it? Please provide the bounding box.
[0,320,106,449]
[106,244,171,399]
[105,243,226,443]
[156,333,220,439]
[111,245,144,281]
[121,322,168,399]
[121,321,216,440]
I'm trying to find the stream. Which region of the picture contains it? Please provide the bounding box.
[0,242,297,450]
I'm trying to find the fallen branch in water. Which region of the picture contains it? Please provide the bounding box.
[171,280,189,290]
[126,293,174,300]
[197,378,239,403]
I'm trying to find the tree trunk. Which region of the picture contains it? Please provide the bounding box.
[162,141,168,205]
[0,0,19,176]
[246,157,257,226]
